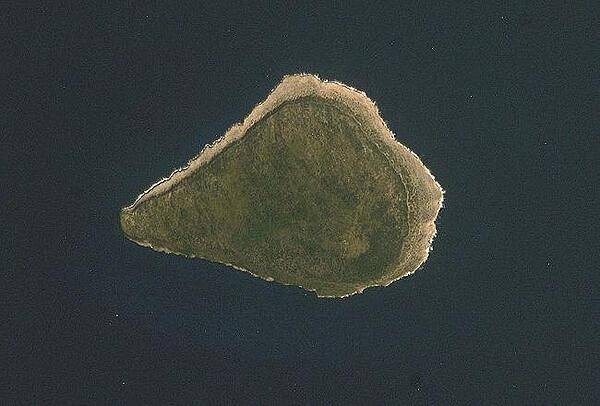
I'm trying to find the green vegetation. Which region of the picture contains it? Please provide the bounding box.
[121,84,442,297]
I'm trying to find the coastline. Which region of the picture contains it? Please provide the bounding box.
[122,73,444,298]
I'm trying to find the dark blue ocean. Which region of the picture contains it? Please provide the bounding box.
[6,2,597,404]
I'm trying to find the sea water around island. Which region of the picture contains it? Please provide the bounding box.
[37,71,581,403]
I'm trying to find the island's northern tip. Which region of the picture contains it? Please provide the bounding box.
[120,73,443,298]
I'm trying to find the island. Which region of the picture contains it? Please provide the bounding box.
[120,74,443,297]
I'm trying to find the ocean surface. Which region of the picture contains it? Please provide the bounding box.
[6,2,597,404]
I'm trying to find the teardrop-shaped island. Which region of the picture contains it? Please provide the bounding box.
[120,74,443,297]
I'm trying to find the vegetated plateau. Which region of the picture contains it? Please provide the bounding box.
[121,74,443,297]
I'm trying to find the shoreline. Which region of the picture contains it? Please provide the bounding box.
[122,73,444,298]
